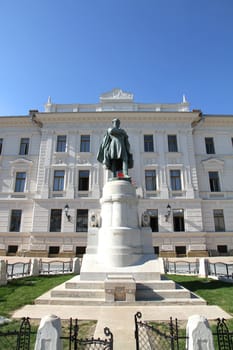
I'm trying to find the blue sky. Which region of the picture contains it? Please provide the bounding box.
[0,0,233,115]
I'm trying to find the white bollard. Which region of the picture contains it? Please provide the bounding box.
[198,258,209,278]
[30,258,40,276]
[186,314,214,350]
[0,260,7,286]
[34,314,63,350]
[72,257,81,274]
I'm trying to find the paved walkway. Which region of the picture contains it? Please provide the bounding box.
[13,304,231,349]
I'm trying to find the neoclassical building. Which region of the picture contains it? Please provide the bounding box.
[0,89,232,257]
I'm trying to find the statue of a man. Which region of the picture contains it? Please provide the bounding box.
[97,118,133,177]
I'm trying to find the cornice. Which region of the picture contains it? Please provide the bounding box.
[33,110,201,125]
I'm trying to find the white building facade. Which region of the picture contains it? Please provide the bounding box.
[0,89,232,257]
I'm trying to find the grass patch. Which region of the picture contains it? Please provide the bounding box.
[0,274,96,349]
[167,274,233,329]
[0,274,75,317]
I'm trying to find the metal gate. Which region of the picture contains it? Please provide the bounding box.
[134,311,186,350]
[62,318,113,350]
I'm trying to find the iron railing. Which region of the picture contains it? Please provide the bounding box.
[61,318,113,350]
[0,317,31,350]
[39,259,73,275]
[209,262,233,279]
[164,259,199,275]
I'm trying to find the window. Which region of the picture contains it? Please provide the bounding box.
[76,246,86,256]
[231,138,233,148]
[170,170,181,191]
[0,138,3,155]
[205,137,215,154]
[56,135,67,152]
[173,209,185,232]
[10,209,22,232]
[144,135,154,152]
[14,172,26,192]
[168,135,178,152]
[214,209,225,232]
[53,170,65,191]
[147,209,158,232]
[78,170,89,191]
[175,246,186,256]
[80,135,90,152]
[76,209,88,232]
[50,209,62,232]
[145,170,156,191]
[49,246,60,255]
[209,171,221,192]
[19,138,29,155]
[217,245,228,254]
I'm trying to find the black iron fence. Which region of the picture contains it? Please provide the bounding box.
[135,312,233,350]
[0,318,113,350]
[0,318,32,350]
[134,311,187,350]
[61,318,113,350]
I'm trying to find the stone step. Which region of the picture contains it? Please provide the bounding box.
[35,295,206,306]
[136,288,191,300]
[136,280,176,290]
[65,281,105,289]
[51,288,105,299]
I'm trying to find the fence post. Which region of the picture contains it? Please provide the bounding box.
[72,257,81,274]
[198,258,209,278]
[34,314,63,350]
[186,314,214,349]
[0,260,7,285]
[30,258,39,276]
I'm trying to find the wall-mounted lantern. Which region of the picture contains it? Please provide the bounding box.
[64,204,71,222]
[165,204,171,222]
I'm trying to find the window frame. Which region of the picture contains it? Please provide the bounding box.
[80,135,90,152]
[168,135,178,152]
[0,138,3,155]
[10,209,22,232]
[56,135,67,152]
[76,209,88,232]
[144,135,154,152]
[19,138,30,155]
[145,169,157,191]
[49,209,62,232]
[209,171,221,192]
[173,209,185,232]
[14,172,26,192]
[213,209,225,232]
[205,137,215,154]
[170,169,182,191]
[78,170,90,191]
[53,170,65,191]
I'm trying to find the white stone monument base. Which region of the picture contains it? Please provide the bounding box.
[80,254,163,281]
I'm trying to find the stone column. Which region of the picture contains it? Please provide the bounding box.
[34,314,62,350]
[186,314,214,349]
[0,260,7,286]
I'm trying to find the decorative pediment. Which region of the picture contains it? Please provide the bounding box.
[100,88,134,102]
[10,158,33,167]
[201,158,224,171]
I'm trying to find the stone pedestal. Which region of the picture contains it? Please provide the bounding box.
[105,275,136,302]
[81,179,162,281]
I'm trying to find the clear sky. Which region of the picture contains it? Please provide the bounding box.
[0,0,233,116]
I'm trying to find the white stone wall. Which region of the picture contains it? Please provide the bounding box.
[0,103,232,255]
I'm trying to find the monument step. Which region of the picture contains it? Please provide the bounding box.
[65,281,104,289]
[35,296,206,306]
[51,288,105,299]
[136,280,176,290]
[136,288,191,300]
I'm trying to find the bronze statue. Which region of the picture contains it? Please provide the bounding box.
[97,118,133,177]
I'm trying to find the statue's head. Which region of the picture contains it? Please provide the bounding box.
[112,118,120,128]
